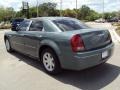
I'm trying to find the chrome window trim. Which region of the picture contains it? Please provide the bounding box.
[27,20,32,31]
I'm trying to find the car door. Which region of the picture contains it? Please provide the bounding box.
[11,20,31,54]
[23,20,44,57]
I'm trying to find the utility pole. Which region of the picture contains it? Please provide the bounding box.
[36,0,39,17]
[102,0,104,20]
[76,0,78,18]
[60,0,62,16]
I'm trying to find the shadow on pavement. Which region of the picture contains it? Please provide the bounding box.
[10,52,120,90]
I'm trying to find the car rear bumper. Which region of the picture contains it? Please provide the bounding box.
[60,43,114,70]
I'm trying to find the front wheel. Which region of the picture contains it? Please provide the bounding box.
[5,39,13,52]
[41,48,62,75]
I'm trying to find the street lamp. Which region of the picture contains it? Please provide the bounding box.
[60,0,62,16]
[36,0,39,17]
[76,0,78,18]
[102,0,104,19]
[76,0,78,10]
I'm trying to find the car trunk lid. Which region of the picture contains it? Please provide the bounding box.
[64,29,111,51]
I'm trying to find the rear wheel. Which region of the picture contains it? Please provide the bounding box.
[41,48,61,75]
[5,39,12,52]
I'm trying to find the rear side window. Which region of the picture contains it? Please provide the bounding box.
[29,21,43,31]
[19,20,30,31]
[43,20,57,32]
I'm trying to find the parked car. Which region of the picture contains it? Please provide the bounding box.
[11,18,24,30]
[4,17,114,74]
[95,18,105,23]
[107,18,119,22]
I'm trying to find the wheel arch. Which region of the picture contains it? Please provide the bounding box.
[38,40,61,62]
[4,35,8,41]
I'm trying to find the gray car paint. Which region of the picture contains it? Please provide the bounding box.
[4,17,114,70]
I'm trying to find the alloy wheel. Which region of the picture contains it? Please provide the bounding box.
[43,52,55,72]
[5,39,10,51]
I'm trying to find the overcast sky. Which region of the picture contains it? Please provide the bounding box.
[0,0,120,12]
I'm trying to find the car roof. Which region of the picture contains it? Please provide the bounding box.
[30,17,72,21]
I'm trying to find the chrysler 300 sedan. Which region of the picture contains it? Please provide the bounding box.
[4,17,114,74]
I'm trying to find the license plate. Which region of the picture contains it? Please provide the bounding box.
[102,51,108,59]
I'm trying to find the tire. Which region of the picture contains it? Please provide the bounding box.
[5,38,13,52]
[41,48,62,75]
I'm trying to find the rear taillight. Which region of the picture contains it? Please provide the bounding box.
[71,34,85,52]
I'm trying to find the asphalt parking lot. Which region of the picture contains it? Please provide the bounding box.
[0,23,120,90]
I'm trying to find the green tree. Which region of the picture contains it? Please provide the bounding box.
[29,7,37,17]
[38,2,58,16]
[0,6,15,22]
[63,9,76,18]
[79,5,91,20]
[86,10,100,21]
[77,5,100,21]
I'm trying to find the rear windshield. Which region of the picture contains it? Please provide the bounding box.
[52,18,89,31]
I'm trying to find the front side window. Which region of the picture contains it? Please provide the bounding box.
[29,21,43,31]
[18,20,30,31]
[52,18,89,31]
